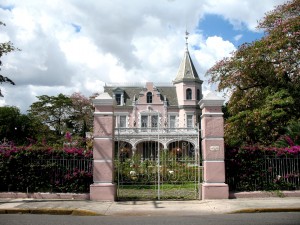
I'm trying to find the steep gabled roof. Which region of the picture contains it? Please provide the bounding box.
[104,85,178,107]
[156,86,178,106]
[104,86,142,106]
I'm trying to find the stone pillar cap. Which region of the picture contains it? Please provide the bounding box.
[199,92,225,109]
[93,92,114,105]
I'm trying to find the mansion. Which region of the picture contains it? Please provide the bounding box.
[104,43,203,159]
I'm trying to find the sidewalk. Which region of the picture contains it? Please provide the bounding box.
[0,197,300,216]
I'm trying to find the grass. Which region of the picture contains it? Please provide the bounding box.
[117,182,200,200]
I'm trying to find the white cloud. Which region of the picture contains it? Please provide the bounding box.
[234,34,243,41]
[194,36,235,71]
[0,0,286,112]
[192,35,236,94]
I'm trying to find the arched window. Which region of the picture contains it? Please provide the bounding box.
[147,92,152,103]
[186,88,192,100]
[197,89,201,101]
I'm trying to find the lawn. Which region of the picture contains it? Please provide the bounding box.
[117,182,200,200]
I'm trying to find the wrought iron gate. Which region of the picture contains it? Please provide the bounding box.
[115,131,202,200]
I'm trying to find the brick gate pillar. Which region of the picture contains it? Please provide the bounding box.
[90,92,116,201]
[199,92,228,199]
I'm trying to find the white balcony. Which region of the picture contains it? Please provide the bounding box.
[115,127,198,137]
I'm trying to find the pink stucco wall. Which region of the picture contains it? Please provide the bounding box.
[202,139,224,160]
[93,139,114,159]
[94,116,114,137]
[202,183,229,199]
[201,117,224,138]
[203,161,226,183]
[93,161,114,182]
[200,93,228,200]
[90,183,116,201]
[90,95,116,201]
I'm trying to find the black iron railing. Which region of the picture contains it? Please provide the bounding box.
[226,155,300,191]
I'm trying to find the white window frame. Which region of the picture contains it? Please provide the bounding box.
[115,113,128,128]
[119,115,127,128]
[115,93,122,105]
[141,115,148,128]
[168,113,178,129]
[151,115,158,128]
[186,114,194,128]
[113,89,124,106]
[140,112,160,129]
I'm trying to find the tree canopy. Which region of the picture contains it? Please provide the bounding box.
[28,92,93,140]
[206,0,300,147]
[28,94,73,136]
[0,92,93,146]
[0,106,48,145]
[0,22,17,97]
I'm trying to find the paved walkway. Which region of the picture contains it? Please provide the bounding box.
[0,197,300,216]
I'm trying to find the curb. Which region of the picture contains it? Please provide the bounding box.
[0,208,102,216]
[230,208,300,214]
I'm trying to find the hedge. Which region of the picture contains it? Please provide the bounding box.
[0,145,93,193]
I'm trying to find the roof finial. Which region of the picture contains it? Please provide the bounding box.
[185,30,189,51]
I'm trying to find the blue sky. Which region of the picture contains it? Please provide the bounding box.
[198,14,264,47]
[0,0,286,112]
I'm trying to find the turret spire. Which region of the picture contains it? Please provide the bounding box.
[185,30,189,51]
[173,31,202,84]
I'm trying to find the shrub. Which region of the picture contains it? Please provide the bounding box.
[226,145,300,191]
[0,143,92,193]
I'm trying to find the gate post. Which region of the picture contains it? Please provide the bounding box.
[199,92,228,199]
[90,92,116,201]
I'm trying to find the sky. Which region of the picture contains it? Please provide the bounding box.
[0,0,286,113]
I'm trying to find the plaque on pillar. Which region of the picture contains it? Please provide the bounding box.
[202,139,224,161]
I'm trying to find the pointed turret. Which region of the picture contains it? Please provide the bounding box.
[173,31,202,84]
[173,50,201,83]
[173,31,203,107]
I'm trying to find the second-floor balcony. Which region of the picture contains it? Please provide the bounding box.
[115,127,199,136]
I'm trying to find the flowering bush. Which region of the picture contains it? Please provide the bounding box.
[226,143,300,191]
[0,143,92,193]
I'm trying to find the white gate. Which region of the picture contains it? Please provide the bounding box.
[115,128,202,200]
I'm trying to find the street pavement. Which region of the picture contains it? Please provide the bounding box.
[0,197,300,216]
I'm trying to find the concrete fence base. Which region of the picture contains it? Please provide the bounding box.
[229,190,300,198]
[0,192,90,200]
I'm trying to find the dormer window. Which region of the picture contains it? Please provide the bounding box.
[147,92,152,103]
[113,88,124,106]
[115,94,121,105]
[186,88,192,100]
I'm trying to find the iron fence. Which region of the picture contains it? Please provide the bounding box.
[0,157,93,193]
[226,155,300,191]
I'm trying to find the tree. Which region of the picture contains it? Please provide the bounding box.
[28,94,73,137]
[0,106,20,143]
[28,92,94,142]
[206,0,300,147]
[0,106,47,145]
[0,22,17,97]
[69,92,93,138]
